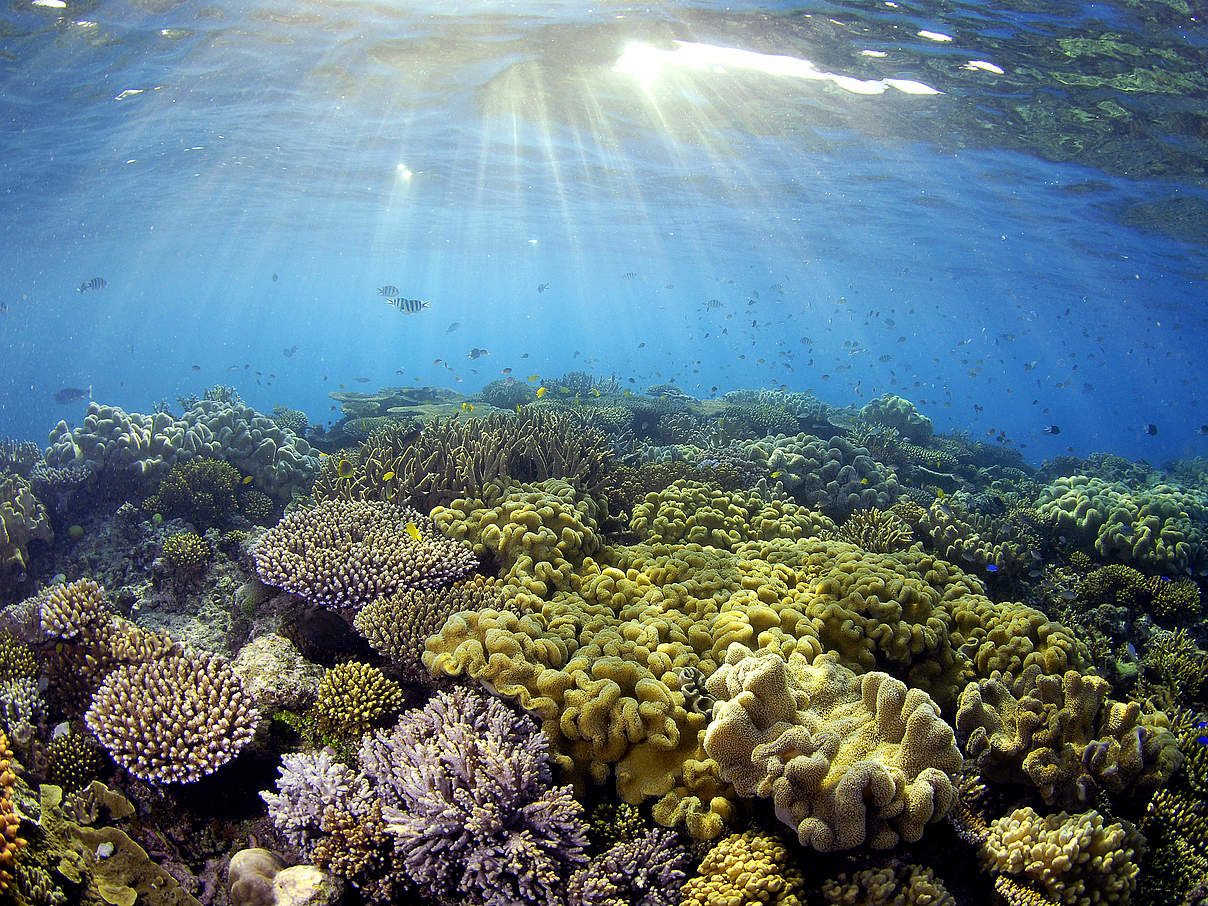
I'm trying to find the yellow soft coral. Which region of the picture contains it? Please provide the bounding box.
[703,643,960,852]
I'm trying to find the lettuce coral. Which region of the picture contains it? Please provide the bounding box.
[703,643,960,852]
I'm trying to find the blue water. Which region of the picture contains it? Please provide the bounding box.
[2,0,1206,464]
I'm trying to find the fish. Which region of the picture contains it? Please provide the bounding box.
[1042,425,1061,435]
[53,385,92,404]
[770,471,782,478]
[985,564,1000,573]
[502,368,513,375]
[704,299,723,309]
[467,348,488,359]
[378,285,400,296]
[537,282,550,293]
[461,402,475,412]
[1199,426,1208,435]
[388,297,429,314]
[272,272,279,282]
[536,387,547,398]
[1145,423,1158,436]
[382,470,395,481]
[527,375,540,382]
[190,364,201,371]
[447,322,460,333]
[355,377,370,383]
[405,522,422,543]
[337,459,355,479]
[77,277,107,292]
[241,475,254,484]
[592,388,600,397]
[283,345,298,357]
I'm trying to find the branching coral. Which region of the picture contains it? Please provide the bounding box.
[821,861,956,906]
[0,728,25,893]
[162,531,211,574]
[261,748,373,856]
[255,499,477,609]
[703,643,961,852]
[837,508,914,553]
[680,828,805,906]
[311,662,404,744]
[566,827,691,906]
[143,457,241,528]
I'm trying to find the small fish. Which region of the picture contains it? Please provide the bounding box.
[502,368,513,375]
[527,375,540,382]
[77,277,107,292]
[405,522,422,543]
[622,272,637,279]
[389,297,430,314]
[355,377,370,383]
[241,475,254,484]
[704,299,722,309]
[190,364,201,371]
[537,282,550,293]
[986,564,999,573]
[283,345,298,357]
[272,272,279,282]
[53,385,92,404]
[378,285,400,296]
[860,477,868,485]
[1042,425,1061,435]
[516,404,522,413]
[467,348,488,359]
[1199,425,1208,435]
[770,471,782,479]
[461,402,475,412]
[337,459,355,479]
[536,386,547,398]
[1145,423,1158,436]
[382,470,395,482]
[592,388,600,397]
[446,322,460,333]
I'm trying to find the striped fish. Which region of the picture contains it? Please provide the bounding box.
[378,284,400,296]
[388,297,430,314]
[77,277,107,292]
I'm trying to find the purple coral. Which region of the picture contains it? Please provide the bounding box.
[567,828,691,906]
[362,685,589,906]
[254,499,477,609]
[261,748,373,856]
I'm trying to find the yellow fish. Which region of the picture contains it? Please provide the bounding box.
[318,451,329,457]
[405,522,422,542]
[860,477,869,485]
[516,404,522,413]
[771,471,782,478]
[461,402,474,412]
[382,471,395,482]
[241,475,254,484]
[623,389,632,396]
[536,386,547,398]
[337,459,355,479]
[527,375,540,382]
[592,388,600,397]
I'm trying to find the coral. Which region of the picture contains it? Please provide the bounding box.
[432,479,604,597]
[680,829,805,906]
[271,404,310,434]
[480,378,537,410]
[143,457,242,528]
[1,728,25,893]
[365,685,589,906]
[837,508,914,553]
[353,575,501,685]
[629,480,836,552]
[702,643,961,852]
[262,748,373,856]
[741,433,901,517]
[47,730,103,791]
[232,633,325,716]
[1036,475,1208,576]
[981,806,1142,906]
[1,472,51,584]
[40,578,108,641]
[1149,575,1201,624]
[821,861,956,906]
[585,801,647,851]
[955,665,1181,808]
[85,648,259,783]
[860,395,934,443]
[162,531,211,574]
[0,632,36,681]
[255,499,478,609]
[0,676,40,735]
[917,495,1042,579]
[313,409,613,513]
[565,827,691,906]
[310,662,404,744]
[240,488,276,524]
[312,800,409,902]
[1079,564,1201,626]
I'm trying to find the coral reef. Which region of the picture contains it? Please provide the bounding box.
[162,531,211,574]
[703,643,961,851]
[820,861,956,906]
[565,827,691,906]
[860,394,934,443]
[837,507,914,553]
[255,499,478,609]
[310,662,404,744]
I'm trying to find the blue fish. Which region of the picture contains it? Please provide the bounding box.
[985,564,999,573]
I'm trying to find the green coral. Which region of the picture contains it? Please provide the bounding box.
[161,532,211,574]
[311,662,404,745]
[143,457,242,529]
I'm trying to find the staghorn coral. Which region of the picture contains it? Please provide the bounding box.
[310,662,404,744]
[255,499,477,609]
[85,648,259,783]
[1,472,51,587]
[142,457,241,528]
[680,828,805,906]
[239,488,275,524]
[956,665,1181,808]
[981,806,1143,906]
[40,578,108,641]
[47,730,103,791]
[366,685,589,906]
[702,643,961,852]
[312,799,410,903]
[821,861,956,906]
[262,747,373,856]
[837,508,914,553]
[741,432,901,517]
[0,632,36,682]
[629,480,836,552]
[353,575,501,685]
[565,827,691,906]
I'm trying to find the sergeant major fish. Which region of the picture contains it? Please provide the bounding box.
[388,297,430,314]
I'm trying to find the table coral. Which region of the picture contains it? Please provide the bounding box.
[956,665,1181,807]
[254,499,477,609]
[85,648,259,783]
[680,828,805,906]
[703,643,960,852]
[980,807,1142,906]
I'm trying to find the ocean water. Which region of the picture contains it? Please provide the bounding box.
[1,0,1205,464]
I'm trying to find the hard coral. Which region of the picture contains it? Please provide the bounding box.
[837,507,914,553]
[255,499,477,609]
[311,662,404,744]
[162,531,211,574]
[143,457,241,528]
[566,827,691,906]
[680,828,804,906]
[0,728,26,893]
[85,648,259,783]
[262,748,373,856]
[1,472,51,588]
[703,643,961,852]
[956,665,1181,808]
